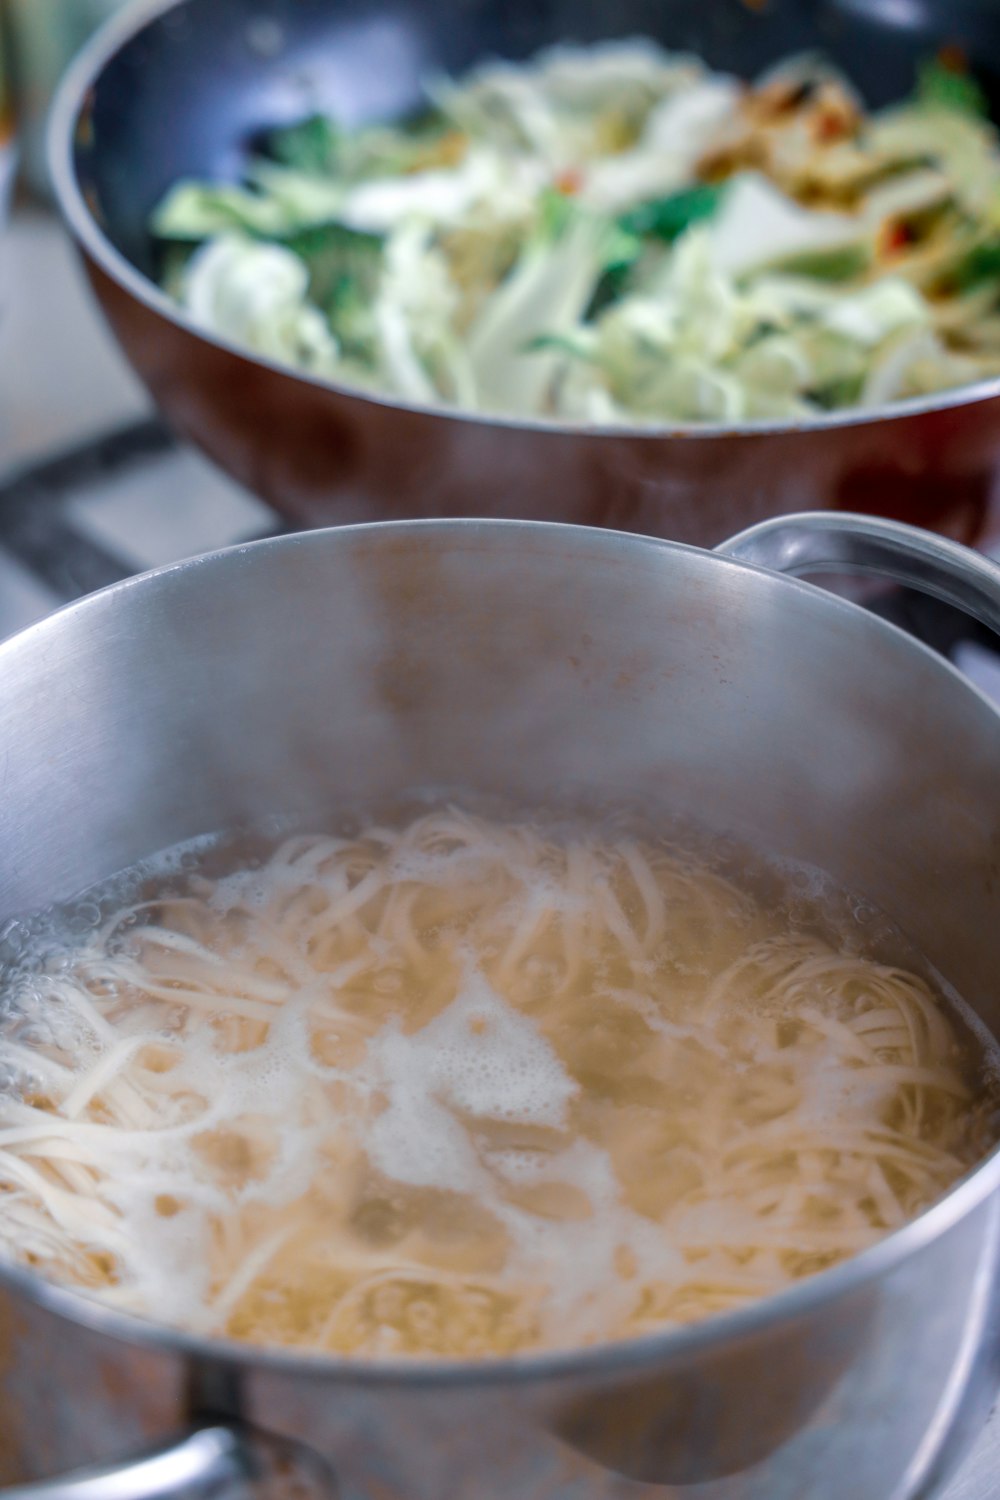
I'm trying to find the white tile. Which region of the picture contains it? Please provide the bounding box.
[1,205,150,473]
[0,548,59,640]
[66,446,276,570]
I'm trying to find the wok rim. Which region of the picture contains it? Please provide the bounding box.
[2,512,1000,1386]
[47,0,1000,445]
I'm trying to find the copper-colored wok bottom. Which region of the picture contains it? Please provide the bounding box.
[86,258,1000,551]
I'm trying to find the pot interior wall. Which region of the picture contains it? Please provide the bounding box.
[2,524,999,1034]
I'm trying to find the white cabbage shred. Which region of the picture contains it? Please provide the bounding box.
[153,40,1000,424]
[184,237,341,375]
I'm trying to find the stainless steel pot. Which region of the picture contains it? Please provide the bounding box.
[47,0,1000,549]
[1,512,1000,1499]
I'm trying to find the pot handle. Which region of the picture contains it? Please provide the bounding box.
[0,1422,337,1499]
[715,511,1000,638]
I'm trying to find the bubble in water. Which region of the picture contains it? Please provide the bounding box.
[66,902,102,938]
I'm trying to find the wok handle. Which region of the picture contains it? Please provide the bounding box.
[715,511,1000,638]
[0,1422,337,1499]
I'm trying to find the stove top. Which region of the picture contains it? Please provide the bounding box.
[0,417,275,625]
[4,412,1000,696]
[0,418,999,1500]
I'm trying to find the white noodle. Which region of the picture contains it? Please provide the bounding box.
[0,808,988,1358]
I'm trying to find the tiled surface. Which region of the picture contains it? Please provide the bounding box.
[0,443,275,640]
[0,206,277,638]
[0,424,280,630]
[0,545,60,635]
[1,204,149,468]
[3,206,1000,1500]
[66,442,273,571]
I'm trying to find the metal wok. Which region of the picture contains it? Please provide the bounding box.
[48,0,1000,546]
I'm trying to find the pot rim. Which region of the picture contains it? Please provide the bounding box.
[3,514,1000,1386]
[47,0,1000,445]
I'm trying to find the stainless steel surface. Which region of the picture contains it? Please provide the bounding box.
[718,513,1000,636]
[45,0,1000,544]
[2,517,1000,1497]
[4,1427,266,1500]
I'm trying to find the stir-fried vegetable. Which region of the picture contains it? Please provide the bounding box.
[151,41,1000,424]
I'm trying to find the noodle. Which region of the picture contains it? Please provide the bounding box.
[0,807,990,1357]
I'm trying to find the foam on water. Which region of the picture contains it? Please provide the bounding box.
[355,969,702,1338]
[363,969,578,1193]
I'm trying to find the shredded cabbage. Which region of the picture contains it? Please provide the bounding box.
[467,212,611,415]
[374,222,474,404]
[154,41,1000,424]
[183,236,341,375]
[708,175,865,280]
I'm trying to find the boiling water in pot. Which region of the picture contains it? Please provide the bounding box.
[0,800,994,1358]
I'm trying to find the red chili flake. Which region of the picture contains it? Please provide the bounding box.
[937,44,970,76]
[554,168,583,196]
[816,108,851,143]
[878,220,913,259]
